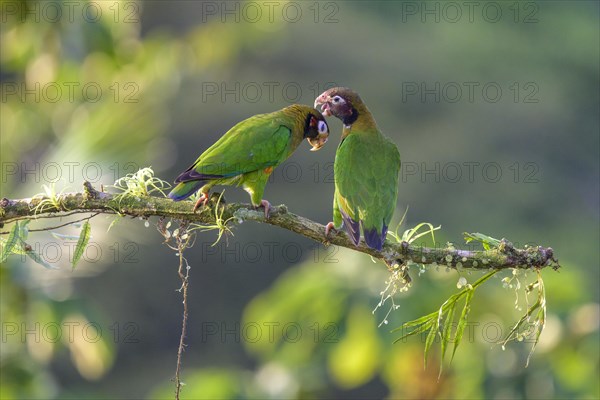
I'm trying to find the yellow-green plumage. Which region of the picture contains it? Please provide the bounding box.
[316,88,400,250]
[168,105,329,210]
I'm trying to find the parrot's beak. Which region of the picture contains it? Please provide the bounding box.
[314,94,332,117]
[308,133,329,151]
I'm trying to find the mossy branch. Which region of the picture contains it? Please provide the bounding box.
[0,181,560,272]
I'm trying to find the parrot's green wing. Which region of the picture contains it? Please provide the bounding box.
[175,114,293,184]
[334,133,400,250]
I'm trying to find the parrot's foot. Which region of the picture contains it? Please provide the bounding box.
[256,199,271,219]
[192,192,210,212]
[325,222,337,238]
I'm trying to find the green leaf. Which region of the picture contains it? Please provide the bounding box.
[9,243,27,255]
[402,222,441,244]
[72,220,91,269]
[393,320,434,343]
[391,311,437,331]
[424,317,439,368]
[471,269,499,288]
[1,223,20,262]
[464,232,501,250]
[502,273,547,367]
[23,242,57,269]
[441,301,456,363]
[19,220,30,240]
[392,269,500,369]
[451,289,474,362]
[526,308,546,367]
[502,298,540,347]
[107,215,123,232]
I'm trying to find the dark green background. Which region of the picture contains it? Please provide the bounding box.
[1,1,598,398]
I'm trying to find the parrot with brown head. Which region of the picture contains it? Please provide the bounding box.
[315,87,400,250]
[168,105,329,217]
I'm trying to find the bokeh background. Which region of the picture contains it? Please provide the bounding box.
[1,1,598,399]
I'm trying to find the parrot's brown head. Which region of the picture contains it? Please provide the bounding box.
[304,109,330,151]
[314,87,363,126]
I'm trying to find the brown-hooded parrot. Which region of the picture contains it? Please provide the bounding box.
[168,105,329,217]
[314,87,400,251]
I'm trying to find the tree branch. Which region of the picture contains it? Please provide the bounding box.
[0,182,560,272]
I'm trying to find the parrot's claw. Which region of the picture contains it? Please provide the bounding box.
[325,222,336,238]
[192,193,210,212]
[257,199,271,219]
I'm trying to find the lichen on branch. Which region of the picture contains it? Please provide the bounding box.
[0,181,560,273]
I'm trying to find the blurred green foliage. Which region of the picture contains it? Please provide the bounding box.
[1,0,598,399]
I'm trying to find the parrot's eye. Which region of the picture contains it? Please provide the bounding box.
[332,96,343,104]
[318,120,328,134]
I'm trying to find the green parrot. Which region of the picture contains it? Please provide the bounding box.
[168,104,329,217]
[314,87,400,251]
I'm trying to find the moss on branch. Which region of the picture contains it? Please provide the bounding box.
[0,182,560,272]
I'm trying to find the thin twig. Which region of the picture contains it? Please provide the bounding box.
[1,210,94,225]
[174,228,190,400]
[0,213,100,235]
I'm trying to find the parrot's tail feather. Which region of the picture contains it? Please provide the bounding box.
[362,222,387,251]
[175,168,226,183]
[341,211,361,246]
[168,181,205,201]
